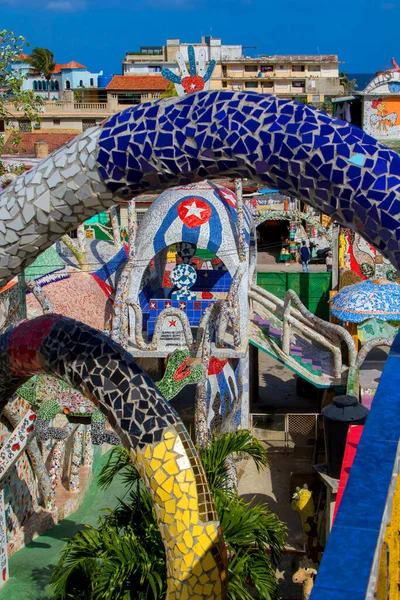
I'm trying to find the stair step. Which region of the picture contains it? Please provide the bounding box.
[269,327,282,338]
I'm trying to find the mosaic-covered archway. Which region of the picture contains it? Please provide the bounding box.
[0,91,400,289]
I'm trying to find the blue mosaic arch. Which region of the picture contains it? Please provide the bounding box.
[98,91,400,268]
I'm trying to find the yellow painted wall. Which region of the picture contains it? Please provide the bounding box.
[376,474,400,600]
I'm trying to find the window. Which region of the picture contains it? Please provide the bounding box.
[90,78,94,86]
[260,65,273,72]
[50,81,54,91]
[277,65,286,70]
[65,80,71,90]
[292,80,305,88]
[308,65,321,72]
[244,65,258,72]
[38,81,42,91]
[292,65,305,72]
[55,80,59,90]
[19,120,32,132]
[222,66,227,77]
[245,81,258,88]
[79,80,83,87]
[222,81,228,88]
[33,81,38,90]
[312,95,320,102]
[0,120,4,133]
[261,81,274,88]
[53,118,61,125]
[82,119,96,131]
[117,93,142,105]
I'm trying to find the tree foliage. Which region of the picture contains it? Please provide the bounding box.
[51,431,287,599]
[340,72,358,94]
[0,30,42,174]
[160,82,177,99]
[28,47,56,101]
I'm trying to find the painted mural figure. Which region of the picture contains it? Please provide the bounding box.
[370,98,397,133]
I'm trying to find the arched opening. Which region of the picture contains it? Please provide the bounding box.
[65,80,70,90]
[54,80,59,91]
[79,79,83,87]
[37,80,42,91]
[33,81,37,91]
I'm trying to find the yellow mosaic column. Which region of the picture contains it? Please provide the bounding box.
[133,427,227,599]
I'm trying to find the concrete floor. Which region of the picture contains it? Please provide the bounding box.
[0,451,128,600]
[238,350,320,599]
[257,250,328,273]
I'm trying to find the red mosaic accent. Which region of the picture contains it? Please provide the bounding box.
[181,75,205,93]
[173,357,192,382]
[208,357,228,376]
[177,198,212,228]
[8,314,60,376]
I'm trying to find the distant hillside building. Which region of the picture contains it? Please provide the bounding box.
[11,54,107,99]
[122,37,343,103]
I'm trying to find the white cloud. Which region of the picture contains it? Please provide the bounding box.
[142,0,194,8]
[47,0,85,10]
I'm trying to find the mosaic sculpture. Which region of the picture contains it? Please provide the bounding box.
[292,558,318,600]
[1,90,400,598]
[0,314,227,599]
[1,92,400,290]
[157,350,203,400]
[292,485,324,565]
[162,44,216,96]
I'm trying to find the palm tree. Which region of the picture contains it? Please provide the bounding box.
[339,72,358,94]
[28,48,56,101]
[50,431,287,600]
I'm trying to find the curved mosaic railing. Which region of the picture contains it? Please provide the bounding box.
[0,315,227,600]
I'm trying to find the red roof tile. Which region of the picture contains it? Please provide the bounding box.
[106,75,168,91]
[53,61,86,73]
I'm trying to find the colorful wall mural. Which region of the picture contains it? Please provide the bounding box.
[364,96,400,138]
[339,229,397,281]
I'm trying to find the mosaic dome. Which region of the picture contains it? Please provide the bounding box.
[330,279,400,322]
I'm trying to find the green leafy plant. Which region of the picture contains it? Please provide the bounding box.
[0,30,42,174]
[51,431,286,599]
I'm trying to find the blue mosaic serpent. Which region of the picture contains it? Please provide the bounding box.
[0,91,400,598]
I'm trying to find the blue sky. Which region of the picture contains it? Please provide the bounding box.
[1,0,399,76]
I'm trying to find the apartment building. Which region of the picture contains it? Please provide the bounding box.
[122,37,343,102]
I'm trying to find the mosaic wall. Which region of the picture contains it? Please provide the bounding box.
[364,96,400,139]
[339,229,397,281]
[0,397,40,545]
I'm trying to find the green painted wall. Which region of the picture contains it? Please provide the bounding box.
[256,272,332,320]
